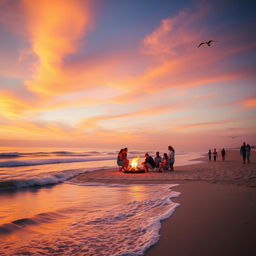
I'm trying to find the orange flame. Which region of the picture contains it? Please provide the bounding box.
[131,157,140,169]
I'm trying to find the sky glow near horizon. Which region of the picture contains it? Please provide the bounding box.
[0,0,255,151]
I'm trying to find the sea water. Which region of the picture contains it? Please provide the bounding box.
[0,147,202,189]
[0,147,202,255]
[0,183,180,256]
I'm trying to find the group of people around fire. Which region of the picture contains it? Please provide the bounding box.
[207,142,251,164]
[117,146,175,172]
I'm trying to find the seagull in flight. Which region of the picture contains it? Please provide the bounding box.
[198,40,218,48]
[229,136,240,139]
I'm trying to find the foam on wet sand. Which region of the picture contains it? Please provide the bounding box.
[70,150,256,256]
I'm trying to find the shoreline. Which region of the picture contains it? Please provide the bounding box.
[71,150,256,187]
[146,181,256,256]
[70,150,256,256]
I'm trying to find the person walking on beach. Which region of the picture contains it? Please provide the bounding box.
[213,148,217,161]
[246,144,251,164]
[168,146,175,171]
[154,152,162,168]
[208,149,212,161]
[240,142,247,164]
[142,153,156,172]
[221,148,226,161]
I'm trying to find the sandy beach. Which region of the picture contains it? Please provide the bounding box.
[71,150,256,256]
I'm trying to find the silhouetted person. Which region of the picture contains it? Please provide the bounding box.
[246,144,251,164]
[168,146,175,171]
[213,148,217,161]
[240,142,247,164]
[221,148,226,161]
[142,153,156,172]
[208,149,212,161]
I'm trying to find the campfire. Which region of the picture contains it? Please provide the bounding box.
[129,157,142,171]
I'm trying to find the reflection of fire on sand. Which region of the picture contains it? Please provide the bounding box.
[123,157,145,173]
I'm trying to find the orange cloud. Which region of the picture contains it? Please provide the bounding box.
[22,0,89,95]
[175,117,252,130]
[177,120,232,130]
[78,101,187,129]
[240,97,256,108]
[0,91,32,119]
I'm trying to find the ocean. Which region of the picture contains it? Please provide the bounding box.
[0,147,202,256]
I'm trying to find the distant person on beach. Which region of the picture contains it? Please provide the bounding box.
[159,153,169,172]
[154,152,162,168]
[240,142,247,164]
[221,148,226,161]
[168,146,175,171]
[117,148,129,171]
[213,149,217,161]
[246,144,251,164]
[208,149,212,161]
[142,153,156,172]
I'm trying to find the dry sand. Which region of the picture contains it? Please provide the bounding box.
[71,150,256,256]
[72,150,256,187]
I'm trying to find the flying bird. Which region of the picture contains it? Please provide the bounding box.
[198,40,218,48]
[229,136,240,139]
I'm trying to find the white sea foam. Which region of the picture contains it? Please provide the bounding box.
[0,184,180,256]
[0,156,116,167]
[0,168,101,190]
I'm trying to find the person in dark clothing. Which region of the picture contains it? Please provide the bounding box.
[142,153,156,171]
[240,142,247,164]
[221,148,226,161]
[213,148,217,161]
[208,149,212,161]
[246,144,251,164]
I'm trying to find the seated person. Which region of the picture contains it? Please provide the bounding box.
[142,153,156,171]
[154,152,162,168]
[117,149,129,171]
[159,153,169,172]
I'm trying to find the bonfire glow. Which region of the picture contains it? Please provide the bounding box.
[130,157,140,169]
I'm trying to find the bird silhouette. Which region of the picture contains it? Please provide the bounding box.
[198,40,218,48]
[229,136,240,139]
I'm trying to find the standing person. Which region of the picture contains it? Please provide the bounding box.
[159,153,169,172]
[142,153,156,172]
[208,149,212,161]
[168,146,175,171]
[246,144,251,164]
[213,148,217,161]
[154,152,162,168]
[221,148,226,161]
[240,142,247,164]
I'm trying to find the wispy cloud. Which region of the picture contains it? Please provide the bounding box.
[22,0,89,95]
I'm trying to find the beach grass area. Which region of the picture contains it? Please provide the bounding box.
[71,150,256,256]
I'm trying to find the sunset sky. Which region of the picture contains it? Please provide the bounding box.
[0,0,255,151]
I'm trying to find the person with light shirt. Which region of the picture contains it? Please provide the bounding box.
[168,146,175,171]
